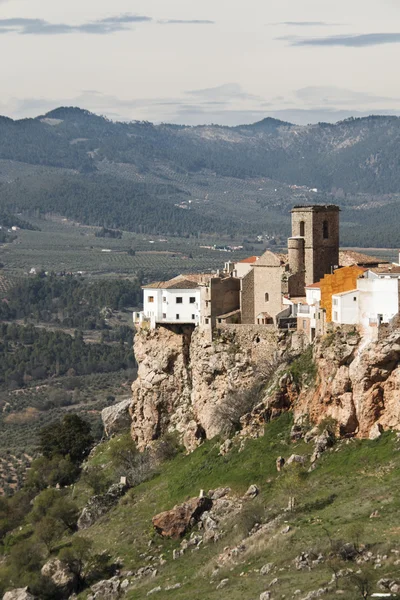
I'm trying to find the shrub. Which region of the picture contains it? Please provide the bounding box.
[287,346,317,386]
[212,381,264,435]
[38,414,93,463]
[108,434,153,486]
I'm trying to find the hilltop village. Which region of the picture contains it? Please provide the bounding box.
[136,204,400,342]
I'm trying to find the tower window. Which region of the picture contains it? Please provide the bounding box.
[265,292,269,302]
[323,220,329,239]
[299,221,305,237]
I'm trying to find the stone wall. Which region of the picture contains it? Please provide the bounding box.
[291,206,339,285]
[253,264,285,323]
[241,269,255,324]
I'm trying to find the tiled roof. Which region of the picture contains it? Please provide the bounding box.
[238,256,259,264]
[339,250,387,267]
[369,265,400,275]
[305,282,321,289]
[143,273,213,290]
[217,309,241,319]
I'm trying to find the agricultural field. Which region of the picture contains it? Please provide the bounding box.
[0,216,263,281]
[0,368,136,492]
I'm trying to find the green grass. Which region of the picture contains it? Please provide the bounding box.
[3,414,400,599]
[63,416,400,599]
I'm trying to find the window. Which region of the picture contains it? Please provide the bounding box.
[148,296,154,303]
[333,298,338,306]
[333,311,338,321]
[176,314,180,320]
[323,220,329,239]
[205,318,209,324]
[163,296,167,303]
[303,320,307,329]
[176,297,183,304]
[189,297,196,304]
[265,292,269,302]
[353,296,357,302]
[162,313,166,319]
[300,221,305,237]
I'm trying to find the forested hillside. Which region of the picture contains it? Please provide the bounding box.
[1,108,400,244]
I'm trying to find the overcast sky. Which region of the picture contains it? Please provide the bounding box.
[1,0,400,125]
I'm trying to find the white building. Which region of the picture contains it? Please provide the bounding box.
[331,290,359,325]
[224,256,259,279]
[136,276,201,329]
[332,268,400,332]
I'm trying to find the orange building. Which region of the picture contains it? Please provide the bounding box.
[319,265,366,322]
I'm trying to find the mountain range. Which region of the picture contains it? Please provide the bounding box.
[1,108,400,245]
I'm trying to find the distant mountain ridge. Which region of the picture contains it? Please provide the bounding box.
[1,107,400,244]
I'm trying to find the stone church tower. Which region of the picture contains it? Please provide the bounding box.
[290,205,340,287]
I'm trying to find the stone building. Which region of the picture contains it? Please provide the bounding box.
[291,205,340,286]
[137,273,240,331]
[241,204,341,325]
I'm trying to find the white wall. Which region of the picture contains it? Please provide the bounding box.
[358,277,399,330]
[143,287,201,325]
[306,288,321,306]
[332,291,359,324]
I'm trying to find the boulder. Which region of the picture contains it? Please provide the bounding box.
[90,576,120,599]
[41,559,77,593]
[152,496,212,539]
[369,422,383,440]
[244,484,259,498]
[102,398,132,436]
[2,590,35,600]
[287,454,306,466]
[311,429,335,463]
[78,482,129,530]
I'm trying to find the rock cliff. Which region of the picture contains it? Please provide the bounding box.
[289,326,400,438]
[127,322,400,450]
[130,325,303,451]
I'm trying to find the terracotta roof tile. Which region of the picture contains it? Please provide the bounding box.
[238,256,259,264]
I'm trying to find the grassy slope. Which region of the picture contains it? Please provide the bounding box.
[68,415,400,599]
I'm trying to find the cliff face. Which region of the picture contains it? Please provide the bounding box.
[130,325,302,451]
[293,327,400,438]
[130,323,400,452]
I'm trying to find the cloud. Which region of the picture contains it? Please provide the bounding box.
[186,83,260,102]
[295,86,399,106]
[283,32,400,47]
[272,21,344,27]
[158,19,215,25]
[0,14,213,35]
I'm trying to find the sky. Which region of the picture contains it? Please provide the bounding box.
[1,0,400,126]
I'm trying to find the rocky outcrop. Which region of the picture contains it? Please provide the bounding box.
[129,320,400,451]
[152,496,213,539]
[78,482,128,530]
[89,576,121,600]
[130,325,300,451]
[41,559,77,594]
[294,327,400,438]
[2,590,35,600]
[102,398,133,436]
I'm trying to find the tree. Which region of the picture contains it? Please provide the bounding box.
[348,568,374,599]
[83,465,112,495]
[35,516,65,553]
[48,498,79,531]
[38,415,93,463]
[58,536,111,590]
[29,488,60,523]
[277,463,307,511]
[108,434,152,486]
